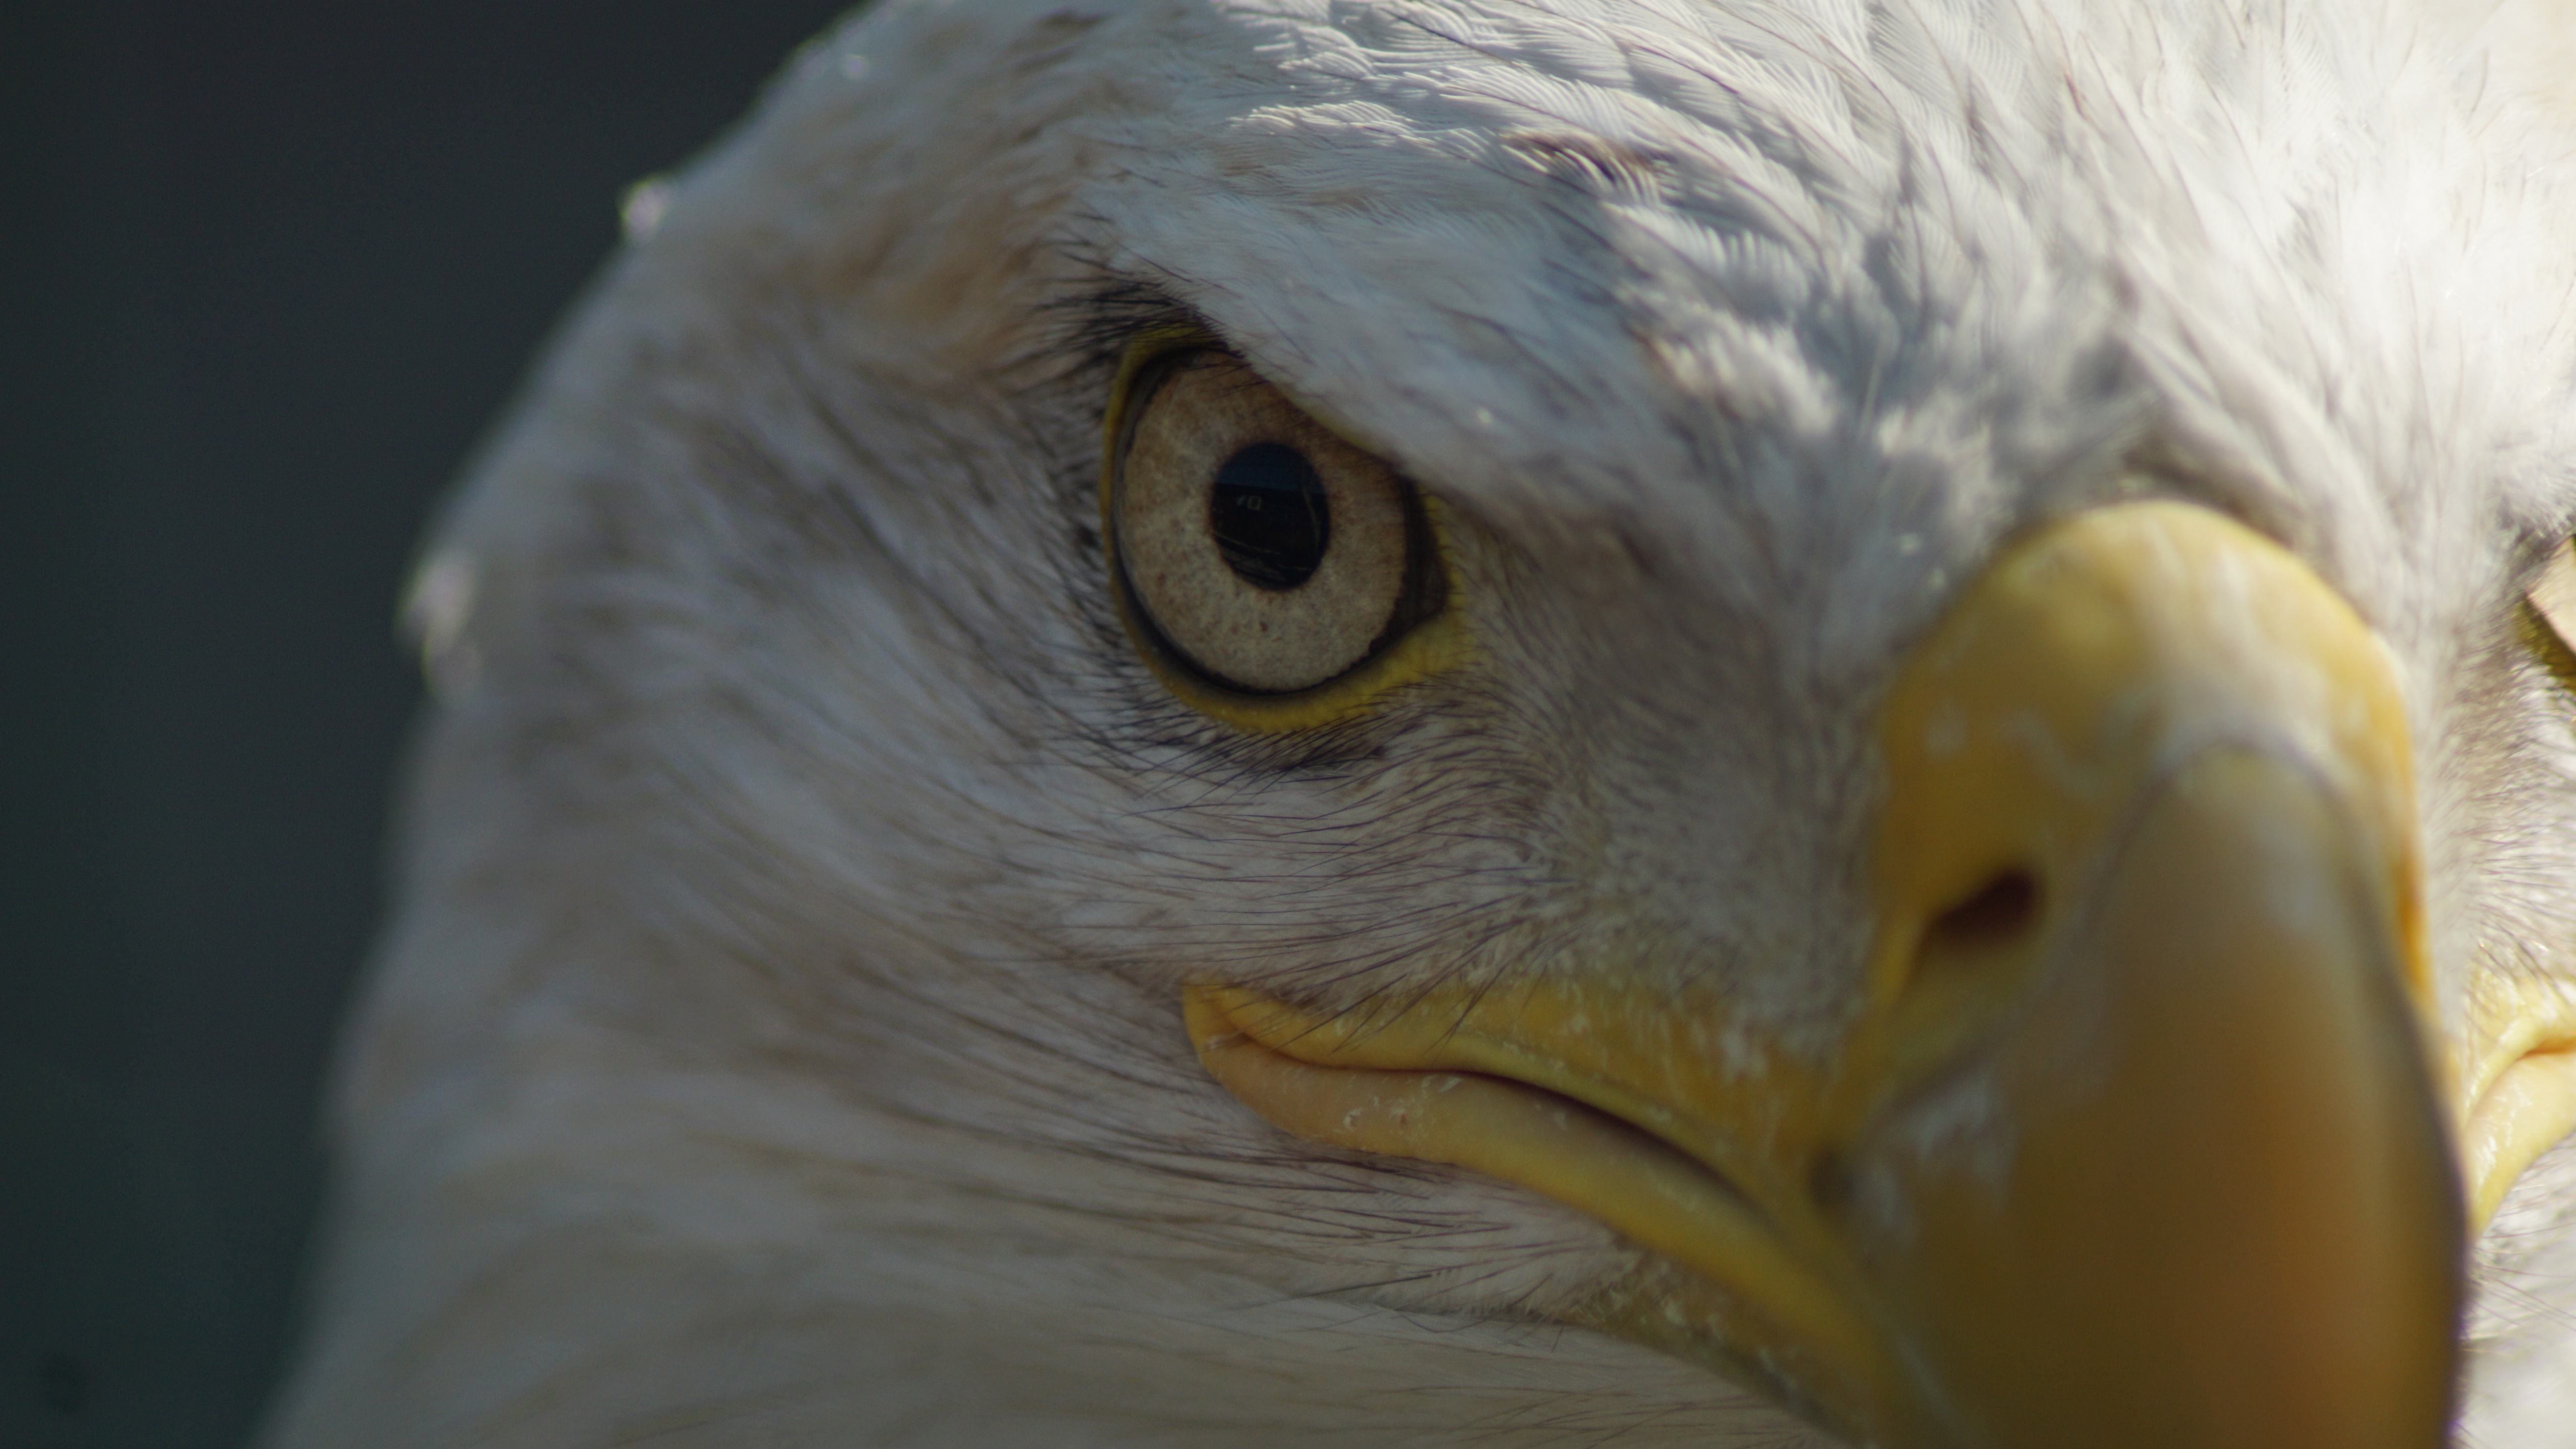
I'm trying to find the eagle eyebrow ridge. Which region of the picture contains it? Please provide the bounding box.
[1034,269,1218,386]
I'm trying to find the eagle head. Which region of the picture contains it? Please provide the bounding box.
[264,2,2576,1446]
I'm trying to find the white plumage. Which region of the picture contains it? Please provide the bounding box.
[263,2,2576,1444]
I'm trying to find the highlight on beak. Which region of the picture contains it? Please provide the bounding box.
[1187,501,2468,1447]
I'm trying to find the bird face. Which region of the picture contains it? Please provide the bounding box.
[1101,314,2494,1446]
[275,2,2576,1447]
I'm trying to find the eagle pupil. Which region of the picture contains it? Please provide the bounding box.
[1208,443,1330,590]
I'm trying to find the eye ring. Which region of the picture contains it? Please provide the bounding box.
[1101,337,1465,730]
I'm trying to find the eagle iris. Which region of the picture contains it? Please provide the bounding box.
[1209,443,1330,590]
[1106,346,1445,704]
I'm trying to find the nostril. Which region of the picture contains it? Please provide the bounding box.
[1808,1149,1855,1214]
[1924,869,2041,952]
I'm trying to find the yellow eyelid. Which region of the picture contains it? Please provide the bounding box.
[1099,332,1473,733]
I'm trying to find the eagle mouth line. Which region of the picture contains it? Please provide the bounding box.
[1185,982,1890,1414]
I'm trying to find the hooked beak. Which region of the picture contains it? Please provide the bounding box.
[1189,502,2478,1447]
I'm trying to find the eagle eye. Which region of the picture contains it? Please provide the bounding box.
[1105,347,1453,717]
[2525,538,2576,692]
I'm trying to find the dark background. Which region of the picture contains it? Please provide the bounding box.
[6,5,852,1444]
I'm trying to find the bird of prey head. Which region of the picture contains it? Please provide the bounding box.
[262,1,2576,1445]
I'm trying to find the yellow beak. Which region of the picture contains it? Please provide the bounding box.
[1187,502,2484,1447]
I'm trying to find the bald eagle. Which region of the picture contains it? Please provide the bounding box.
[260,1,2576,1444]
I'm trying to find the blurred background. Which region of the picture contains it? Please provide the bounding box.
[5,5,850,1444]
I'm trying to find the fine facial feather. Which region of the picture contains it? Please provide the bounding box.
[266,1,2576,1444]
